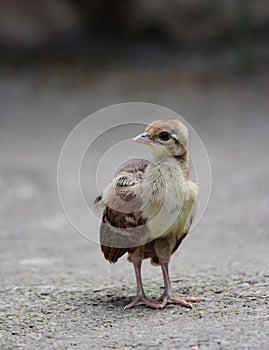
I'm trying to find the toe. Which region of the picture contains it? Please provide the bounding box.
[124,296,166,310]
[169,297,193,308]
[183,296,205,303]
[124,297,143,310]
[166,296,204,308]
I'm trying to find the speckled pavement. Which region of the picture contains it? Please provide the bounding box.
[0,64,268,349]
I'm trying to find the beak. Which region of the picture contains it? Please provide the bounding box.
[133,132,152,144]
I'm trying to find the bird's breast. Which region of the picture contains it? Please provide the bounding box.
[141,160,197,239]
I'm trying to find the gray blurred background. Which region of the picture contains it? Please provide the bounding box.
[1,1,269,349]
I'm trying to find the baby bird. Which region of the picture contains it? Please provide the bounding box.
[95,119,204,309]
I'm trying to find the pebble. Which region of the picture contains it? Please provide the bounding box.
[40,291,50,296]
[106,305,115,310]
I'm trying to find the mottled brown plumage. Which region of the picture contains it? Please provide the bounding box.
[95,119,204,309]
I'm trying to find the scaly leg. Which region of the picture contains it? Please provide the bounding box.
[156,261,204,309]
[124,260,162,310]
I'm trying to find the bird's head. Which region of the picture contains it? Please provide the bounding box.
[133,119,189,160]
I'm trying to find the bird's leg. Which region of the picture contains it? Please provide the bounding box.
[157,261,204,309]
[124,260,163,310]
[159,261,172,301]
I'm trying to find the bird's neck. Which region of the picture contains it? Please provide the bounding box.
[173,152,190,178]
[151,151,190,179]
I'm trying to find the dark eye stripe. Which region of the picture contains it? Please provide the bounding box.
[158,131,171,141]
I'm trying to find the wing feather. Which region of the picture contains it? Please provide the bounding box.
[96,159,150,263]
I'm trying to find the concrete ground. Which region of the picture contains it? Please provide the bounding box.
[0,60,269,349]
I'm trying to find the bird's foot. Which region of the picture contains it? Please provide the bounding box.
[155,295,205,309]
[124,295,164,310]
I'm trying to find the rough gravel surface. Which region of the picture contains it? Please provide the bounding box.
[0,62,269,349]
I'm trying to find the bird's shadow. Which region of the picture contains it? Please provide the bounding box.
[62,284,203,313]
[70,288,162,312]
[98,295,133,309]
[63,287,136,311]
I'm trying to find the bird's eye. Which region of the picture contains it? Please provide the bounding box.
[158,131,171,141]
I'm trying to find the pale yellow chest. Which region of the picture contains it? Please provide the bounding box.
[141,159,198,240]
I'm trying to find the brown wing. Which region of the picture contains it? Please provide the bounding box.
[95,159,150,263]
